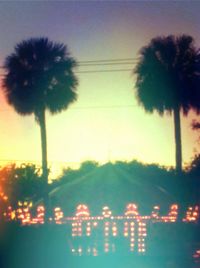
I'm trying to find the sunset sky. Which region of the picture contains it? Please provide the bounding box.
[0,1,200,178]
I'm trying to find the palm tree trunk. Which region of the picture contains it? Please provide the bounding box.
[38,109,49,222]
[39,109,48,183]
[173,105,182,172]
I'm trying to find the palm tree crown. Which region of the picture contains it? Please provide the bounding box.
[3,37,78,120]
[135,35,199,114]
[134,35,200,171]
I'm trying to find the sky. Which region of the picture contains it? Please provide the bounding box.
[0,1,200,178]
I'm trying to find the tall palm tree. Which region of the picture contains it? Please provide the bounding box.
[3,38,78,212]
[134,35,200,172]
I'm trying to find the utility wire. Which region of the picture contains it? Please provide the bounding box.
[0,68,134,76]
[0,104,138,112]
[0,159,40,163]
[0,159,81,165]
[77,57,138,63]
[0,58,137,75]
[67,104,138,109]
[76,62,136,66]
[0,58,138,68]
[0,57,138,69]
[76,68,133,73]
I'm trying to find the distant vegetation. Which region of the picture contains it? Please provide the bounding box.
[0,158,199,211]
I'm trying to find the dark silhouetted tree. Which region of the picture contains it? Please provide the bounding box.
[3,38,78,214]
[134,35,200,172]
[0,163,45,208]
[187,154,200,175]
[55,160,99,187]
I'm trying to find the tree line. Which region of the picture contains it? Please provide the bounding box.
[0,159,199,210]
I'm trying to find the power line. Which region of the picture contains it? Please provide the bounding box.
[0,159,80,165]
[0,57,138,70]
[0,57,137,76]
[76,68,133,74]
[0,58,138,69]
[77,57,138,63]
[0,104,138,113]
[77,62,136,66]
[0,68,133,77]
[68,104,138,110]
[0,159,40,163]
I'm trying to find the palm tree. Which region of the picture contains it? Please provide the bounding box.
[134,35,200,172]
[3,38,78,213]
